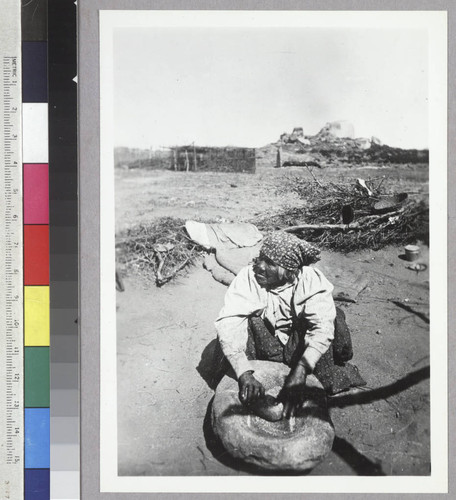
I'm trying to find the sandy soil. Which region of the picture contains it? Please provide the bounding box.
[116,165,430,476]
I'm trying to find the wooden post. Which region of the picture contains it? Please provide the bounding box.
[193,143,197,171]
[276,146,282,168]
[185,149,190,172]
[173,148,177,171]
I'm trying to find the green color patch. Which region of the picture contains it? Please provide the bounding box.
[25,347,49,407]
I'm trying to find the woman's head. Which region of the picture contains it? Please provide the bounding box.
[252,256,298,290]
[253,232,320,289]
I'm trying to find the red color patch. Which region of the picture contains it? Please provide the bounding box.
[24,225,49,285]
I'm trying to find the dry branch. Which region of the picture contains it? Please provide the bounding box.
[284,223,361,232]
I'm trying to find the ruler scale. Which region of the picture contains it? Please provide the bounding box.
[0,2,23,499]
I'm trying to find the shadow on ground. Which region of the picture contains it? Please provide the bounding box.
[197,338,230,390]
[328,366,430,409]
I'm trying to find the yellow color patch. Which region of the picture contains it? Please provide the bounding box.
[24,286,49,346]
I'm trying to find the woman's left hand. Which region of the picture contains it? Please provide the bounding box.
[279,363,308,419]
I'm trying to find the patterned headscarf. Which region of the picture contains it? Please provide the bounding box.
[259,232,321,271]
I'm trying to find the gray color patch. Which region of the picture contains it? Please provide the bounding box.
[51,444,80,470]
[51,416,79,443]
[50,253,78,281]
[50,308,78,335]
[50,363,79,389]
[51,389,79,417]
[50,227,78,254]
[51,335,78,363]
[50,281,78,308]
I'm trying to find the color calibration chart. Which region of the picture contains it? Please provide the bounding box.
[23,6,51,499]
[1,1,79,499]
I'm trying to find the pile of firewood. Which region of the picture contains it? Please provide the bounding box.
[116,217,205,286]
[254,178,428,252]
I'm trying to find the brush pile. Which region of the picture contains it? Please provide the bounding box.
[117,178,428,286]
[253,178,428,252]
[116,217,205,286]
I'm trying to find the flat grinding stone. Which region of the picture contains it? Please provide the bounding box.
[211,360,335,471]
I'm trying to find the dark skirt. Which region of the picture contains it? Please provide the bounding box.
[245,308,365,395]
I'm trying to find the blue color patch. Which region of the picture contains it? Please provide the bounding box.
[25,408,50,468]
[25,469,50,500]
[22,41,48,102]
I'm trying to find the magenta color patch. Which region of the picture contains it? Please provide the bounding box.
[24,164,49,224]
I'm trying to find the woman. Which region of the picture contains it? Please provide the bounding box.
[215,231,365,418]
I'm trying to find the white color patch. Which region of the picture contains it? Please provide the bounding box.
[22,103,48,163]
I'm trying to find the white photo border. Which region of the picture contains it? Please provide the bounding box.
[99,9,448,493]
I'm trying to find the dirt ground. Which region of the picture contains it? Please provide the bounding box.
[115,164,430,476]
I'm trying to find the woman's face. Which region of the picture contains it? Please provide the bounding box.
[253,257,288,289]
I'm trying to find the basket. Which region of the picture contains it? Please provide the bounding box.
[373,193,408,214]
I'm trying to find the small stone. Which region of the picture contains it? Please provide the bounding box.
[248,394,283,422]
[376,329,382,335]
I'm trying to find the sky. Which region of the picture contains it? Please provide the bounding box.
[113,27,428,150]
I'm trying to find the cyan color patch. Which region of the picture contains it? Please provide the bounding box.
[25,468,50,500]
[25,408,50,468]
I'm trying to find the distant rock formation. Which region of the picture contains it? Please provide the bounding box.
[280,126,310,145]
[318,120,355,139]
[269,121,428,169]
[355,138,371,150]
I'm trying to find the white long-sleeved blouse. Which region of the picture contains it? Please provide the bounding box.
[215,264,336,378]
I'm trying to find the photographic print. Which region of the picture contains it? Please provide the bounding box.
[98,10,447,493]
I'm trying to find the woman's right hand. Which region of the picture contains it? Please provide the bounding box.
[279,363,308,419]
[238,370,265,404]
